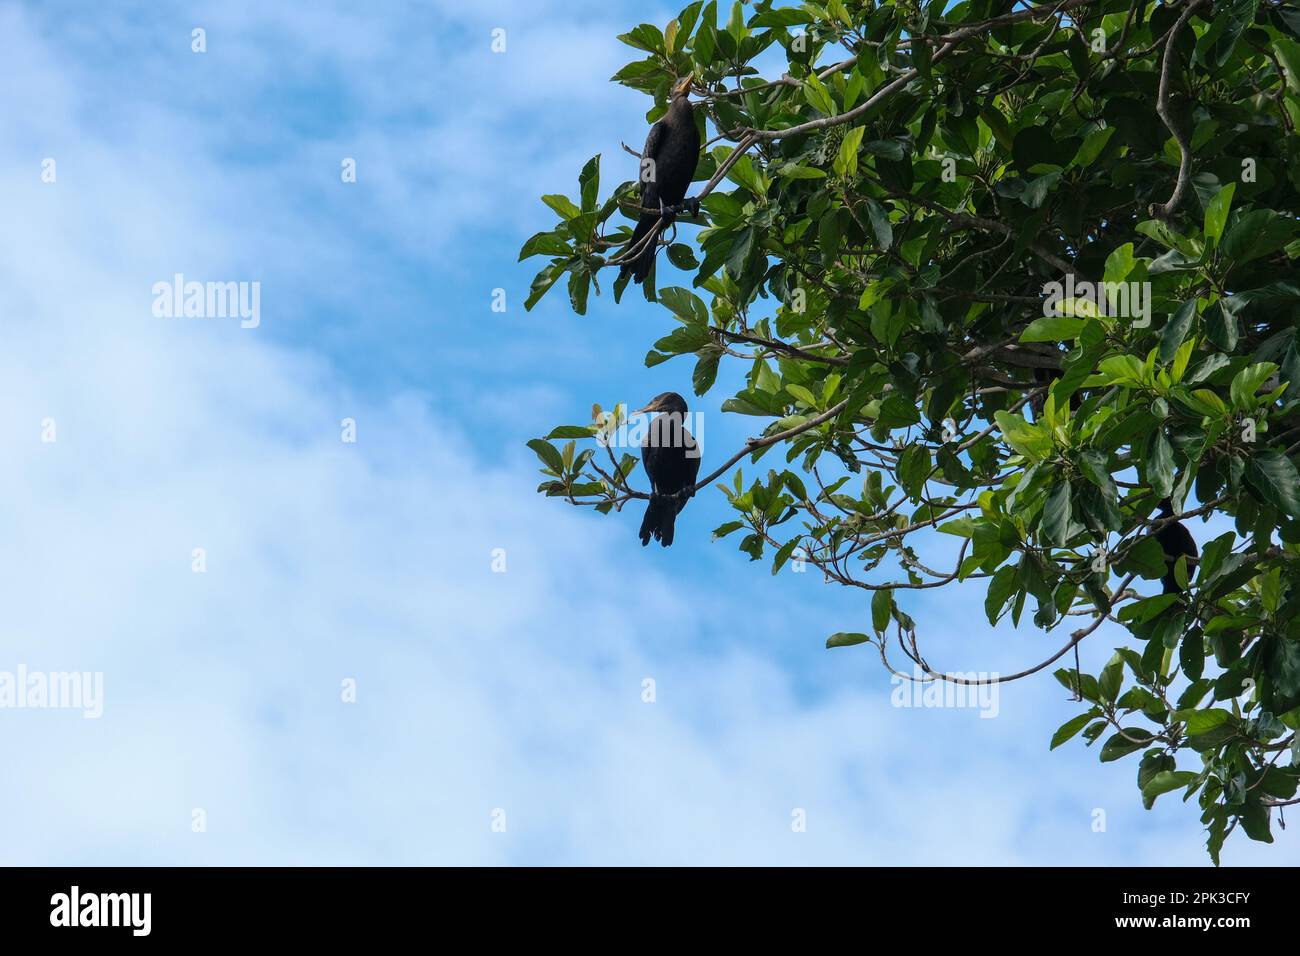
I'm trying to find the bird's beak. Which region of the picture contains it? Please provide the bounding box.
[674,72,694,96]
[632,400,658,415]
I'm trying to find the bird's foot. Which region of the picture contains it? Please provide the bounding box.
[661,197,700,220]
[658,198,678,228]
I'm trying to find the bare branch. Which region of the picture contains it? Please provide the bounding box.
[1151,0,1209,220]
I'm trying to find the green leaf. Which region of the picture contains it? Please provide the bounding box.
[659,286,709,324]
[862,139,907,161]
[726,224,755,278]
[1241,798,1273,844]
[578,155,600,212]
[826,632,871,649]
[750,8,814,27]
[546,425,599,439]
[541,194,581,220]
[897,445,932,500]
[1245,450,1300,517]
[692,4,716,63]
[865,197,893,249]
[1020,316,1086,343]
[524,261,566,311]
[803,73,835,115]
[692,349,721,395]
[567,270,590,315]
[666,243,699,270]
[712,520,743,539]
[1095,354,1146,386]
[1175,708,1232,735]
[1203,182,1235,245]
[518,231,573,261]
[784,383,819,408]
[1275,37,1300,93]
[1103,243,1135,285]
[617,23,665,54]
[1211,0,1259,66]
[1158,299,1198,365]
[1077,449,1116,498]
[871,588,893,635]
[995,411,1052,460]
[984,565,1018,625]
[1071,126,1115,168]
[1118,593,1180,624]
[771,536,801,575]
[1222,209,1298,264]
[1099,653,1123,703]
[526,439,565,473]
[834,126,865,178]
[1145,431,1174,499]
[1125,536,1170,580]
[1142,770,1196,801]
[777,164,827,180]
[1229,362,1276,411]
[1041,479,1073,545]
[1204,299,1240,352]
[727,154,767,198]
[1050,712,1095,750]
[1100,731,1153,762]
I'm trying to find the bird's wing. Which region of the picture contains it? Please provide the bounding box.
[684,430,702,495]
[638,120,668,201]
[642,119,667,162]
[641,432,663,493]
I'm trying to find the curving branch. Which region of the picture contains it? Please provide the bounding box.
[904,572,1139,687]
[1151,0,1209,220]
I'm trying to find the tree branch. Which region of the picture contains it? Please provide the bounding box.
[1151,0,1208,220]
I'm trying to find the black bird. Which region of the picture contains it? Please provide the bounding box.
[1154,497,1198,594]
[620,74,702,285]
[636,392,701,547]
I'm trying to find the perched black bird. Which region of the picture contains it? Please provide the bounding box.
[620,74,702,285]
[636,392,701,547]
[1154,497,1198,594]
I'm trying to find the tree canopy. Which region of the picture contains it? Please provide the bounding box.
[520,0,1300,861]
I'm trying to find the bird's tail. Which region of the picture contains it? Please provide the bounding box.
[639,494,676,547]
[619,213,660,285]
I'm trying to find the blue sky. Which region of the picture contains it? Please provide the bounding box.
[0,0,1291,865]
